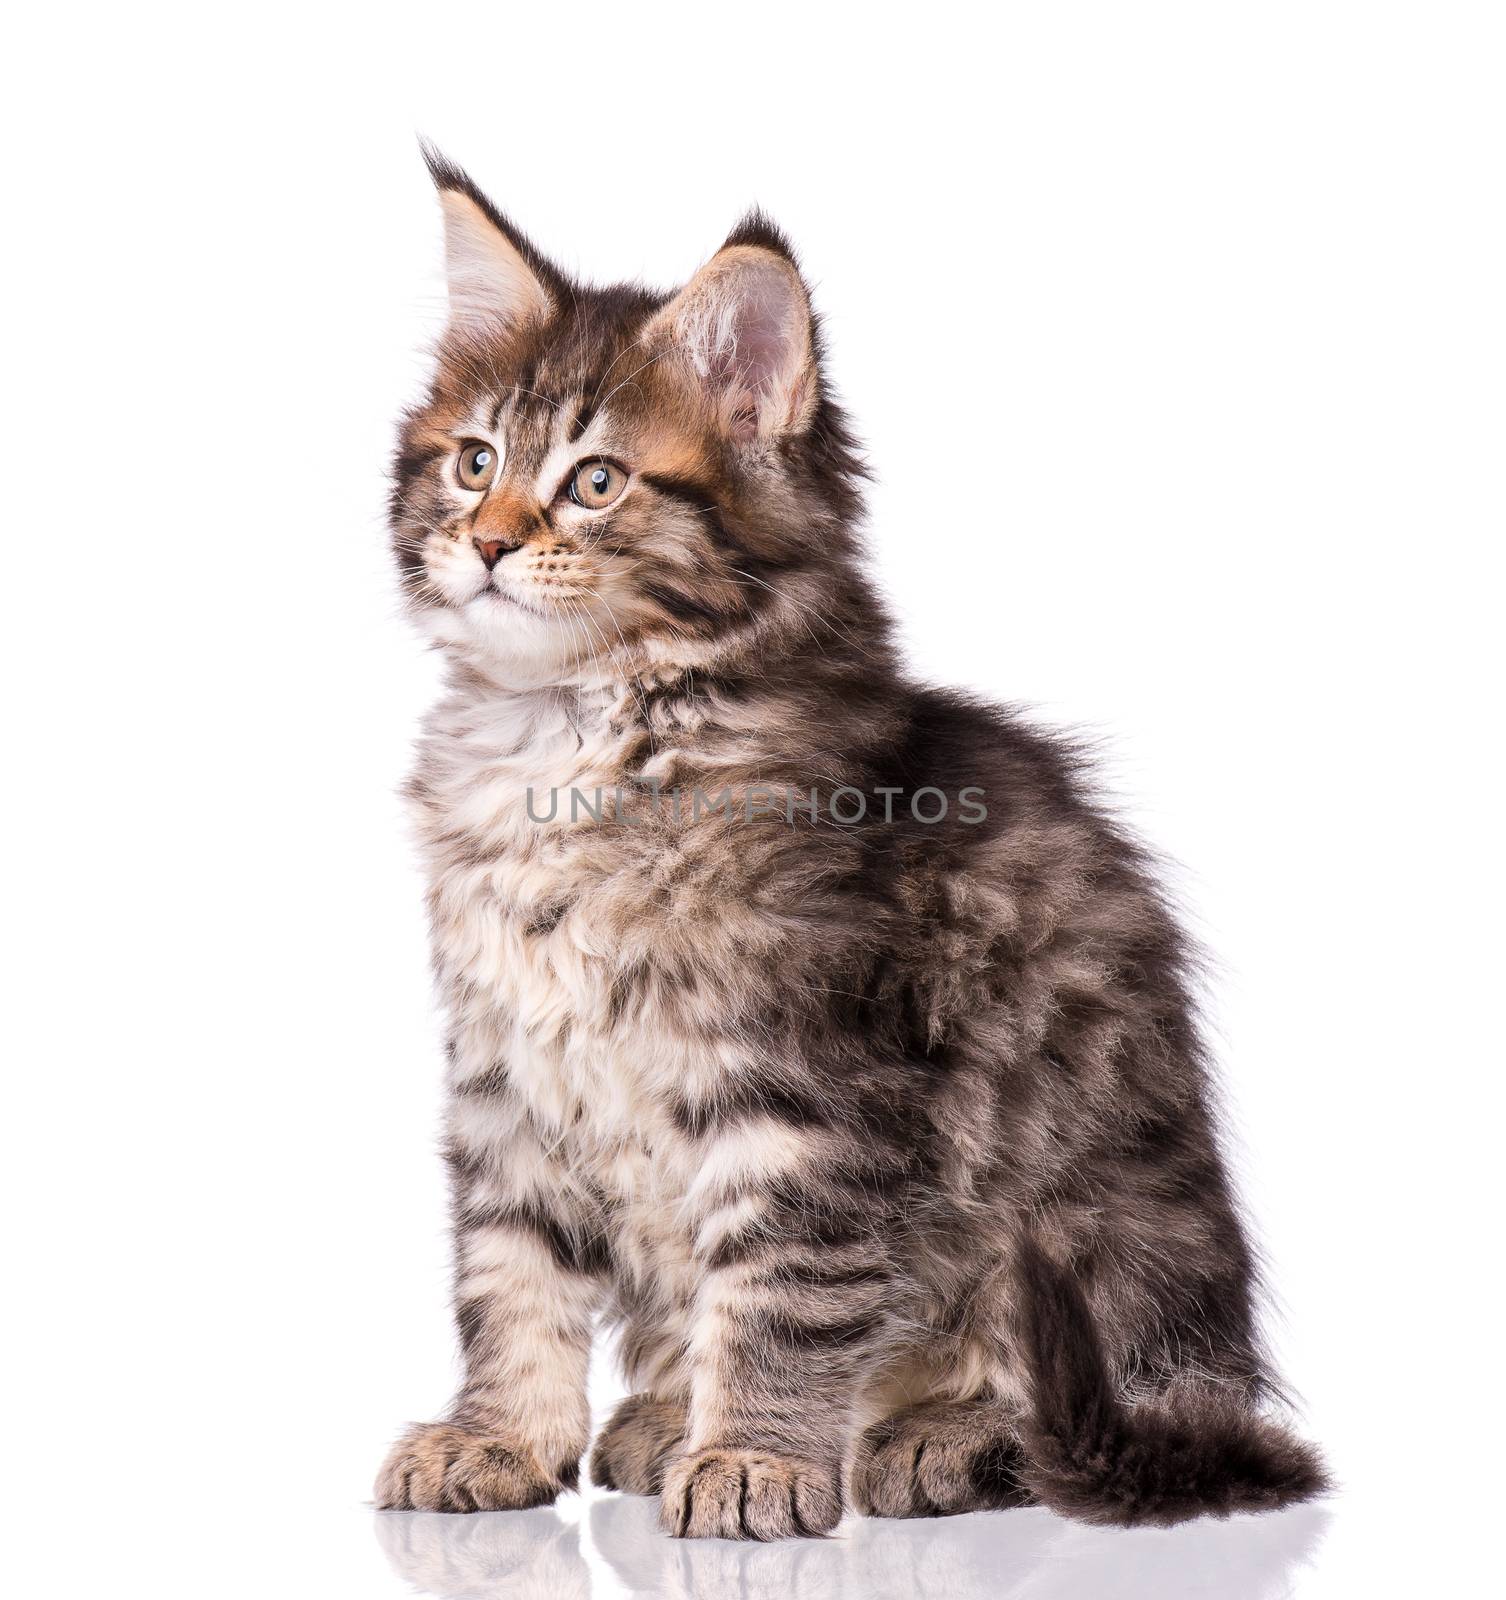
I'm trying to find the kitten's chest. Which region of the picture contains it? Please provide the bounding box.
[417,684,636,985]
[416,687,731,1148]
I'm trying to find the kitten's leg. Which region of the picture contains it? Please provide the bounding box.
[659,1122,904,1540]
[376,1096,608,1512]
[851,1270,1035,1517]
[591,1217,699,1494]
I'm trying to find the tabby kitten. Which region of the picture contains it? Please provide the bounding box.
[374,149,1327,1539]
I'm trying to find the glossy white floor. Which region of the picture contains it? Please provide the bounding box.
[371,1496,1334,1600]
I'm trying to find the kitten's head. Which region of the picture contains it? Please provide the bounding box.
[391,150,867,686]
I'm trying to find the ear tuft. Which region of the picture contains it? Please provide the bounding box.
[419,141,557,336]
[648,224,816,444]
[419,139,477,202]
[719,207,802,264]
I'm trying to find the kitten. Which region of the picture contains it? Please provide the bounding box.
[374,148,1327,1539]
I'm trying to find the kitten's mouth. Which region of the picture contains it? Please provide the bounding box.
[475,585,550,619]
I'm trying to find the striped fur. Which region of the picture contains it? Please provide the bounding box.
[374,152,1327,1538]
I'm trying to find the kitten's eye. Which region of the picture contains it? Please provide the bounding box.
[456,441,498,491]
[568,459,627,510]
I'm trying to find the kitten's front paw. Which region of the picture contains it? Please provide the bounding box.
[659,1448,841,1540]
[375,1422,572,1513]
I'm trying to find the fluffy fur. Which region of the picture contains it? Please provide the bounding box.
[374,149,1327,1538]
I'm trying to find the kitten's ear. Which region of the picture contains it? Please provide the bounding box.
[421,144,555,335]
[647,213,817,443]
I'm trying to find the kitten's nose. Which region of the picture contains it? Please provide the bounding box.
[474,536,510,571]
[472,487,538,570]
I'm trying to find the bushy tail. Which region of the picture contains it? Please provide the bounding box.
[1014,1235,1329,1527]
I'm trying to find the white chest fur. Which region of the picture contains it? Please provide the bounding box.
[413,681,743,1182]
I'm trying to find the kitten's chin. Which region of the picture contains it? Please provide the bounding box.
[412,597,590,687]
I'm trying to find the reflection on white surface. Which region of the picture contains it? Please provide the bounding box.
[376,1495,1330,1600]
[374,1507,589,1600]
[592,1497,1331,1600]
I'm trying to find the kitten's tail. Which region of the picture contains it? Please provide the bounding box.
[1013,1234,1329,1527]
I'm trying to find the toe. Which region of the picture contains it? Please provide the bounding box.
[790,1466,842,1535]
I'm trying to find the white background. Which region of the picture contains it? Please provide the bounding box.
[5,5,1501,1596]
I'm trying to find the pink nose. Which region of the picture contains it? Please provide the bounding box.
[474,537,509,571]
